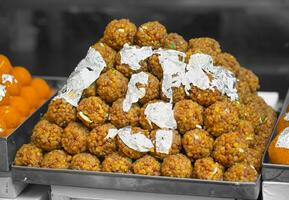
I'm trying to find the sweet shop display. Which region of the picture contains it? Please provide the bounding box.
[13,19,277,185]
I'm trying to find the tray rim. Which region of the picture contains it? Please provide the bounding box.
[12,164,261,199]
[12,165,260,186]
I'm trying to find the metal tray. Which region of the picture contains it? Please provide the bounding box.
[10,98,260,200]
[9,80,264,199]
[12,166,261,199]
[0,76,66,172]
[262,88,289,182]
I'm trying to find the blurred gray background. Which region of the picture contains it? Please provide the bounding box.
[0,0,289,98]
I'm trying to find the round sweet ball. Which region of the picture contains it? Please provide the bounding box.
[61,122,89,155]
[235,98,267,130]
[96,69,128,103]
[82,82,96,98]
[102,153,132,173]
[139,73,160,105]
[147,54,162,79]
[87,123,117,157]
[188,37,221,57]
[236,81,252,103]
[70,153,101,171]
[135,21,167,48]
[164,33,188,52]
[174,100,203,134]
[133,155,161,176]
[212,132,248,167]
[110,98,140,128]
[241,92,266,106]
[103,19,137,50]
[117,127,150,159]
[245,148,262,172]
[161,154,193,178]
[46,98,77,128]
[77,96,109,128]
[15,144,43,167]
[237,67,260,93]
[31,120,63,151]
[236,100,262,129]
[224,163,258,182]
[194,157,224,181]
[237,120,255,145]
[91,42,116,70]
[41,150,71,169]
[255,105,277,141]
[150,129,181,159]
[214,52,241,75]
[188,86,223,107]
[182,129,214,160]
[204,100,239,137]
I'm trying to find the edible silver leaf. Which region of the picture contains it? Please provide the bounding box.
[155,49,186,101]
[183,54,212,94]
[1,74,15,84]
[54,47,106,106]
[0,84,6,102]
[155,129,173,154]
[123,72,148,112]
[186,53,239,101]
[120,44,153,70]
[276,127,289,149]
[120,45,238,102]
[117,126,154,152]
[144,101,177,129]
[206,65,239,101]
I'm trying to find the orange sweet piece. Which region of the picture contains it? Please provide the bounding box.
[0,55,13,75]
[0,88,9,106]
[38,99,46,107]
[20,117,26,123]
[269,129,289,165]
[11,66,32,86]
[0,106,21,129]
[1,75,21,96]
[276,113,289,135]
[0,118,7,137]
[29,107,36,115]
[9,96,30,117]
[31,78,51,99]
[20,86,40,108]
